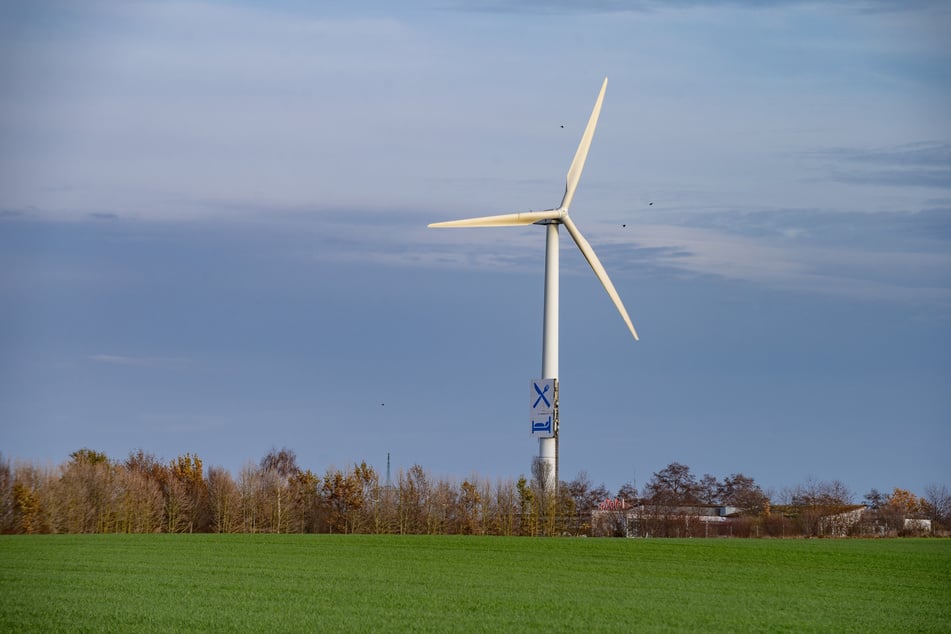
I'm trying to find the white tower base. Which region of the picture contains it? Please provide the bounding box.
[538,222,559,492]
[538,436,557,492]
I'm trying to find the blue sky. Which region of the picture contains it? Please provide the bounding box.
[2,0,949,499]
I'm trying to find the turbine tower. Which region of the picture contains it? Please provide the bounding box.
[429,77,638,491]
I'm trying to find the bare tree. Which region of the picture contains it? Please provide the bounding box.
[119,450,165,533]
[238,461,264,533]
[114,465,163,533]
[287,469,321,533]
[863,488,887,510]
[718,473,769,515]
[350,462,378,533]
[11,461,53,534]
[260,448,300,533]
[530,457,559,535]
[0,454,14,533]
[645,462,700,505]
[616,481,638,504]
[476,477,494,536]
[564,471,609,536]
[207,466,241,533]
[322,468,356,533]
[55,449,116,533]
[516,476,537,536]
[530,457,553,495]
[790,478,853,507]
[788,477,854,536]
[397,465,430,535]
[322,464,379,534]
[427,477,456,535]
[697,474,720,505]
[366,470,397,535]
[494,478,518,536]
[458,479,481,535]
[168,453,209,533]
[923,483,951,530]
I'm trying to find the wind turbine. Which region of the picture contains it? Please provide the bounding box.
[429,77,638,491]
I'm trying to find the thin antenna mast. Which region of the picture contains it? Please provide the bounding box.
[386,452,392,489]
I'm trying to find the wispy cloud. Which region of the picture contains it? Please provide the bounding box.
[592,215,951,309]
[415,207,951,305]
[806,142,951,190]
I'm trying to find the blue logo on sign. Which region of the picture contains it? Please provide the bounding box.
[533,382,551,408]
[532,416,552,434]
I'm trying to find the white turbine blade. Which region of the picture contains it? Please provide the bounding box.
[559,77,608,212]
[562,215,639,341]
[429,209,563,228]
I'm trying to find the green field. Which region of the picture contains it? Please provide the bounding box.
[2,535,949,632]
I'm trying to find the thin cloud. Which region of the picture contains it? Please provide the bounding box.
[416,206,950,304]
[807,142,951,190]
[260,203,951,306]
[600,222,951,303]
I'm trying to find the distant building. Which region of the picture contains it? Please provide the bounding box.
[816,506,866,537]
[592,502,881,538]
[903,518,932,535]
[591,503,743,538]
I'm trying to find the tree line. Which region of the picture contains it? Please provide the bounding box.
[1,450,948,537]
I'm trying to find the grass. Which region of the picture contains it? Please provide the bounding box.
[2,535,949,632]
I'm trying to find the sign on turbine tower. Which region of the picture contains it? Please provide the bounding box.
[530,378,557,438]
